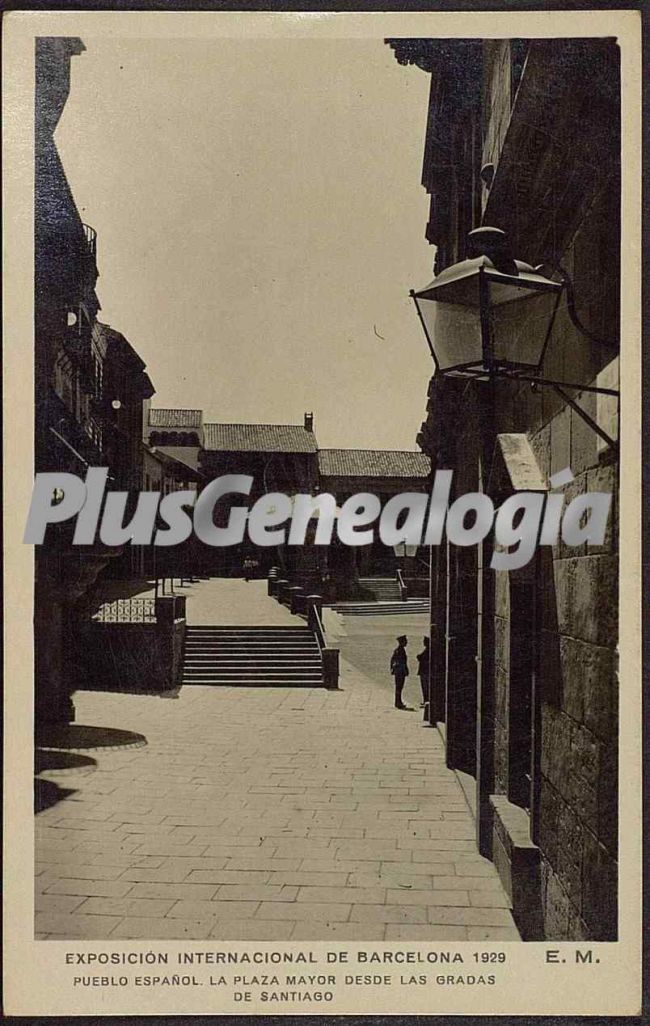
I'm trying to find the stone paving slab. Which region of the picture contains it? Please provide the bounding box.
[178,578,299,626]
[34,582,520,941]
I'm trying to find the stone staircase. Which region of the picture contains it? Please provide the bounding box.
[357,577,402,602]
[332,599,429,616]
[181,625,324,687]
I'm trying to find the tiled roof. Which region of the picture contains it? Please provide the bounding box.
[318,448,431,479]
[154,446,201,473]
[148,408,202,428]
[203,423,318,454]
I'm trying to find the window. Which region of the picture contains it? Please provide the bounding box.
[53,351,74,411]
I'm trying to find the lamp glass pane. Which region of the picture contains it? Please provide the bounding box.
[490,288,555,368]
[418,296,483,371]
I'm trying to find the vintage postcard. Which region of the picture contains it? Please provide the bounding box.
[2,7,642,1017]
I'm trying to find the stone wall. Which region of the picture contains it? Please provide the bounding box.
[425,223,619,939]
[402,32,620,941]
[532,426,618,940]
[71,616,185,694]
[485,191,619,940]
[479,40,620,937]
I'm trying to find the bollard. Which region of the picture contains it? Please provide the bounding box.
[322,647,340,689]
[276,579,290,606]
[268,567,280,597]
[155,595,178,624]
[289,585,304,615]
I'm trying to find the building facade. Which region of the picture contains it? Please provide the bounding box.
[318,447,431,584]
[144,405,204,452]
[144,408,431,592]
[389,37,620,941]
[35,38,158,724]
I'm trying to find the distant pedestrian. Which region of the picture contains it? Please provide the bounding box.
[416,636,430,708]
[390,634,409,710]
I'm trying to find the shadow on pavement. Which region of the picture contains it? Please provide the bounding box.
[34,749,98,812]
[35,724,147,752]
[35,748,97,775]
[34,778,77,813]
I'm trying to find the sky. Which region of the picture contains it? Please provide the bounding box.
[57,36,435,451]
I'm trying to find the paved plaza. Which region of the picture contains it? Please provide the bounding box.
[35,580,520,941]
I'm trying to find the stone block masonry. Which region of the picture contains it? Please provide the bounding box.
[34,613,519,942]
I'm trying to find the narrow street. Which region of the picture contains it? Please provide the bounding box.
[35,579,520,942]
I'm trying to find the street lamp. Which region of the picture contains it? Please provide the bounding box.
[410,226,619,448]
[410,226,563,377]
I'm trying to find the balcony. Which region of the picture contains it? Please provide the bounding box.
[82,223,97,260]
[46,390,104,468]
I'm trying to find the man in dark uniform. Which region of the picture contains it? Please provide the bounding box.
[390,634,409,710]
[416,636,430,709]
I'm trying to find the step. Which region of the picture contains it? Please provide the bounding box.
[332,607,428,615]
[185,633,314,639]
[185,637,315,644]
[186,629,314,635]
[184,637,318,644]
[182,623,323,689]
[184,651,322,656]
[185,632,317,638]
[336,602,429,608]
[184,653,322,660]
[183,644,317,652]
[186,628,315,633]
[182,666,323,674]
[178,673,321,681]
[184,659,323,668]
[181,680,318,688]
[361,584,401,589]
[184,652,322,659]
[182,665,322,674]
[184,669,323,676]
[334,602,427,608]
[184,647,320,654]
[359,585,399,590]
[183,650,321,656]
[358,579,399,585]
[182,669,321,676]
[184,648,320,656]
[186,627,313,634]
[333,604,428,614]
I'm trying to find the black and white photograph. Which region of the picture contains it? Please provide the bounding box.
[2,8,642,1017]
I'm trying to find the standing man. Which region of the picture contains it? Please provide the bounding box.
[390,635,409,710]
[416,636,430,709]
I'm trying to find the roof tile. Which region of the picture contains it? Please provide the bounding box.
[203,423,318,454]
[318,448,431,479]
[148,409,202,428]
[153,446,201,473]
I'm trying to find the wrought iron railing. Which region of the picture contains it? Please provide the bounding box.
[92,597,156,623]
[82,223,97,259]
